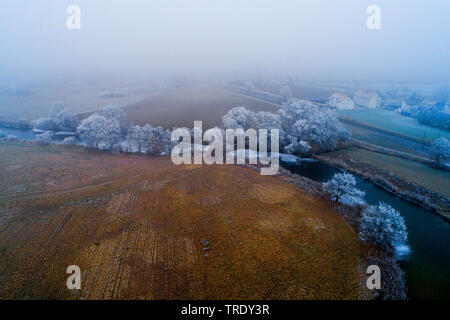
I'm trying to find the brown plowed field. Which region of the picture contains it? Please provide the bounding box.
[0,141,364,299]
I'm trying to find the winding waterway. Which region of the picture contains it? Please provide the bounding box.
[281,159,450,300]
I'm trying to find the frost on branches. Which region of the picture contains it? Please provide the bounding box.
[359,202,408,251]
[323,173,365,205]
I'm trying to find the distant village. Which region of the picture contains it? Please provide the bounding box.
[327,89,449,131]
[224,78,449,132]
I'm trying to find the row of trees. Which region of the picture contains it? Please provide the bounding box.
[222,100,351,156]
[34,106,172,155]
[417,105,450,131]
[30,99,350,158]
[323,172,408,252]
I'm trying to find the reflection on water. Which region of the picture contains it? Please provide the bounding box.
[395,243,412,260]
[281,159,450,300]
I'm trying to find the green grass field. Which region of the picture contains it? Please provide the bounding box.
[338,109,450,144]
[342,123,428,157]
[325,148,450,197]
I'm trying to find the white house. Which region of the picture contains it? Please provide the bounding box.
[353,90,381,109]
[328,93,355,109]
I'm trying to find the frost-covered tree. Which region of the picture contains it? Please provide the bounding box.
[222,106,258,130]
[430,137,450,169]
[32,105,79,131]
[222,100,350,157]
[99,106,128,132]
[77,114,121,150]
[121,124,171,155]
[278,99,350,156]
[35,132,54,145]
[31,117,54,131]
[284,139,311,156]
[359,202,407,251]
[280,85,292,100]
[52,108,79,131]
[222,107,282,132]
[323,173,365,204]
[255,111,281,131]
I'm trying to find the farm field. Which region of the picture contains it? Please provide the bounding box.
[254,82,334,100]
[338,109,450,144]
[120,84,278,129]
[0,141,364,299]
[0,79,155,121]
[323,147,450,198]
[342,122,429,157]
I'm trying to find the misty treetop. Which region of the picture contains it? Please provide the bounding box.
[222,99,351,156]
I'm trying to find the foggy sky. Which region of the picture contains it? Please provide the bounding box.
[1,0,449,82]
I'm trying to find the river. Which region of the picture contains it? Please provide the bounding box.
[0,126,36,140]
[281,159,450,300]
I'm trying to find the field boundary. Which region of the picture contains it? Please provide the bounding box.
[351,139,435,166]
[339,117,431,146]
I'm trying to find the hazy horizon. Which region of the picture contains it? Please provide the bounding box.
[1,0,449,83]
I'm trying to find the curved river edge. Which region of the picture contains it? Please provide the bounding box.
[242,163,407,300]
[312,154,450,223]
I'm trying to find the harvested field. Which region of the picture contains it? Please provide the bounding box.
[120,84,278,129]
[0,141,364,299]
[254,82,334,100]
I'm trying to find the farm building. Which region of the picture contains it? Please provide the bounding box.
[328,93,355,109]
[353,90,381,109]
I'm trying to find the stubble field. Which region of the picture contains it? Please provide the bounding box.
[0,141,364,299]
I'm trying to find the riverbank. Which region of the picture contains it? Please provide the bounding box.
[243,163,407,300]
[278,166,408,300]
[313,154,450,222]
